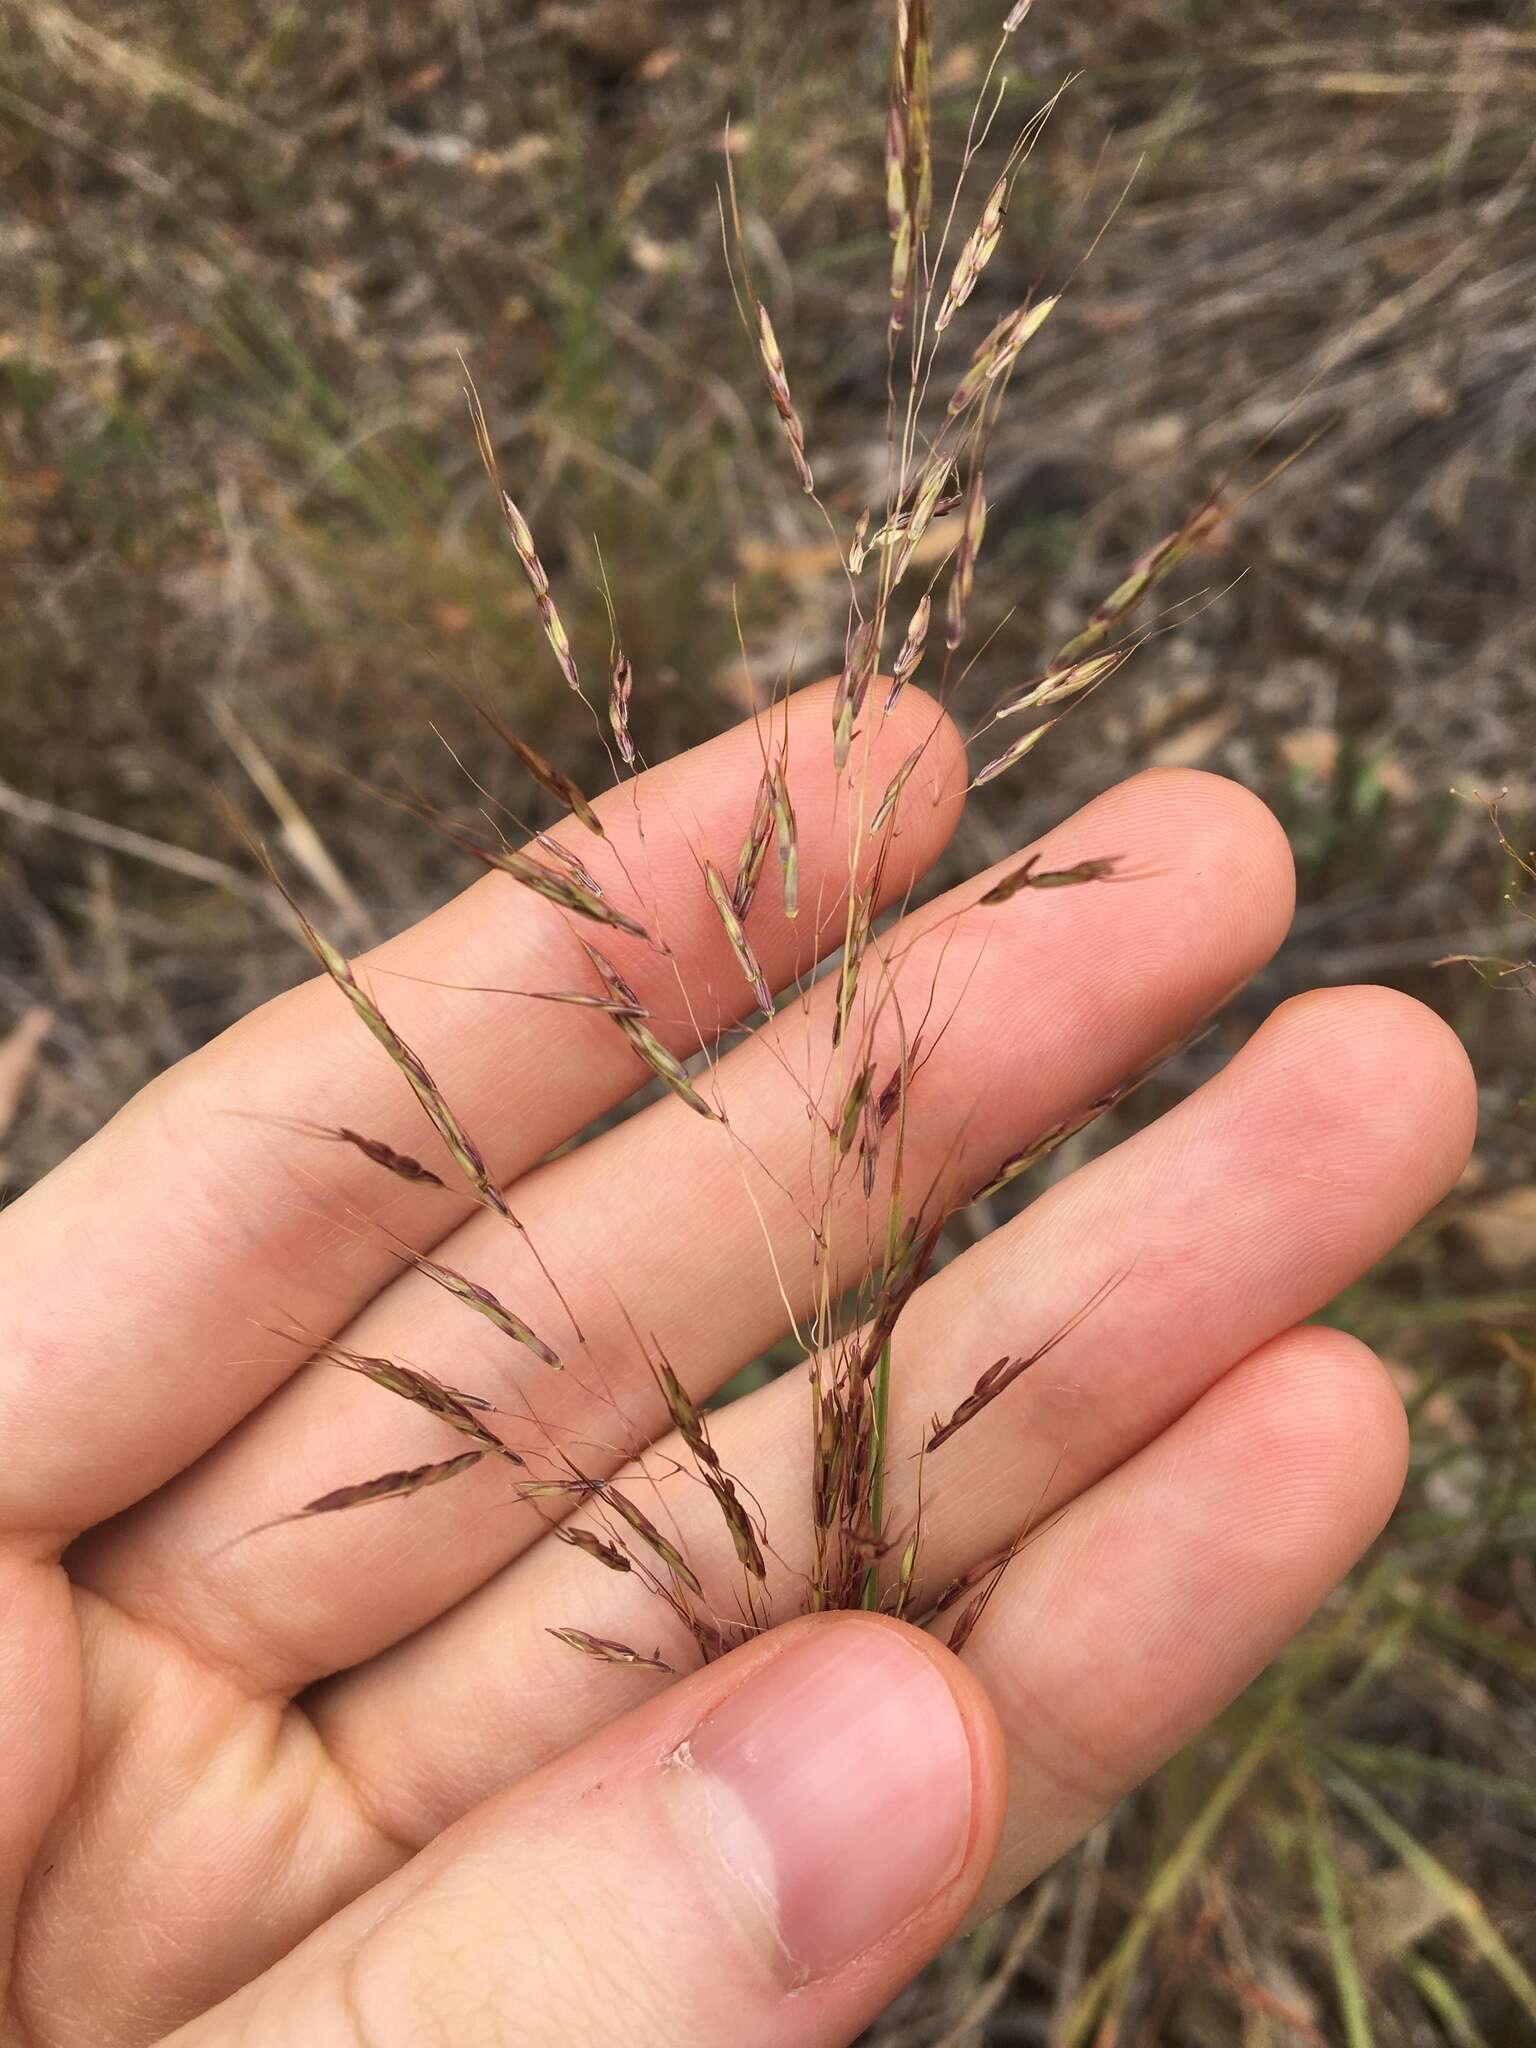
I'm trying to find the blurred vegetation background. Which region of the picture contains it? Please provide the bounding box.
[2,2,1534,2042]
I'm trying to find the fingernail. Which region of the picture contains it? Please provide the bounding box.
[676,1623,972,1983]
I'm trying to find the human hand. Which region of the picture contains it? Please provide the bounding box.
[0,682,1474,2046]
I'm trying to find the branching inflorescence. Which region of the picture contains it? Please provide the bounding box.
[245,2,1269,1675]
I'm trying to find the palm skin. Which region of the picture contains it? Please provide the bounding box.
[0,684,1474,2047]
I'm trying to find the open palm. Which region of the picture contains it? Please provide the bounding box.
[0,681,1473,2047]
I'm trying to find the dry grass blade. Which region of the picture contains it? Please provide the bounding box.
[409,1248,561,1368]
[546,1628,672,1673]
[705,860,773,1014]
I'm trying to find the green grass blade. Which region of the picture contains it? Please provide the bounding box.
[1325,1771,1536,2022]
[1302,1776,1376,2048]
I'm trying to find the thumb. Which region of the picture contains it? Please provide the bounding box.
[168,1615,1006,2048]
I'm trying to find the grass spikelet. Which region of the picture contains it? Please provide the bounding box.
[730,769,776,919]
[833,619,878,769]
[755,302,815,496]
[409,1247,561,1367]
[546,1628,672,1673]
[936,175,1008,336]
[886,593,932,709]
[770,761,798,919]
[277,1122,450,1190]
[555,1525,632,1572]
[585,942,723,1120]
[319,1342,523,1461]
[837,1061,876,1158]
[281,892,522,1226]
[530,829,605,897]
[832,890,875,1049]
[705,860,773,1015]
[253,1451,486,1537]
[925,1276,1121,1451]
[945,470,988,650]
[463,693,604,835]
[598,1481,707,1598]
[870,747,924,837]
[609,650,637,769]
[946,295,1058,418]
[1051,506,1224,671]
[656,1359,768,1582]
[850,506,873,573]
[1003,0,1034,29]
[450,836,650,941]
[978,853,1123,906]
[996,647,1126,719]
[972,717,1058,789]
[465,377,583,697]
[891,456,956,587]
